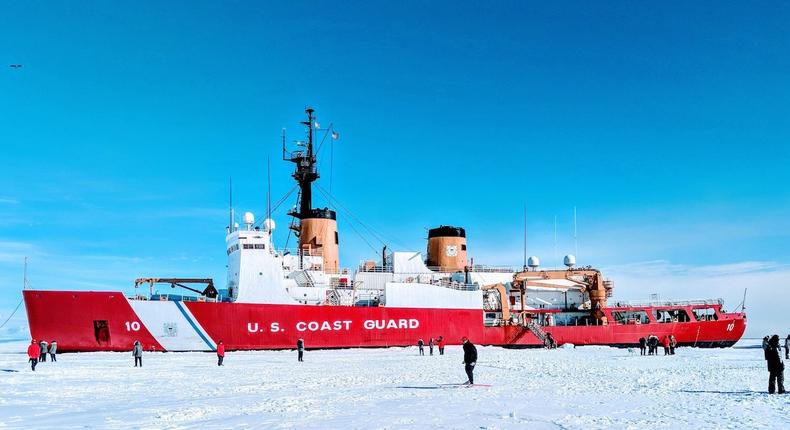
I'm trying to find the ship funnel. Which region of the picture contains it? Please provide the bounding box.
[426,225,467,272]
[564,254,576,268]
[298,209,339,273]
[527,256,540,270]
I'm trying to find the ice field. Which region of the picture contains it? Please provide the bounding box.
[0,339,788,429]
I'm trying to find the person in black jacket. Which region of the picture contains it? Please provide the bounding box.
[766,335,785,394]
[417,339,424,356]
[461,337,477,385]
[638,337,647,356]
[296,338,305,362]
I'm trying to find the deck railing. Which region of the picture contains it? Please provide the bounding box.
[610,298,723,308]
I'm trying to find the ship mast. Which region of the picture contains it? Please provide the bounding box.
[283,107,340,272]
[286,107,319,220]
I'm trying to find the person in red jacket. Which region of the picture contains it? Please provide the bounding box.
[662,335,671,355]
[216,340,225,366]
[437,336,445,355]
[27,339,40,371]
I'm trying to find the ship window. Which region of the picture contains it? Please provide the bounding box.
[254,244,265,249]
[243,244,254,249]
[93,320,110,344]
[335,231,339,244]
[461,244,467,251]
[692,308,718,321]
[611,310,649,325]
[653,309,691,323]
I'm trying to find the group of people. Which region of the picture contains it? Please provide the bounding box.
[761,334,787,394]
[26,335,481,386]
[26,339,57,371]
[638,334,676,356]
[416,336,446,356]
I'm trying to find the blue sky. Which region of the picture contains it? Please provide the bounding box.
[1,1,789,336]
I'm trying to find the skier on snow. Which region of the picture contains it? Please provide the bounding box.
[461,337,477,385]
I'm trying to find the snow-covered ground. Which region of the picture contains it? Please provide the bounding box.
[0,339,787,429]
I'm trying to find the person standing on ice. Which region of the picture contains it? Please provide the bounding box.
[461,337,477,385]
[662,335,671,355]
[27,339,40,371]
[216,340,225,366]
[428,338,434,356]
[784,335,789,360]
[669,335,677,355]
[38,340,48,362]
[766,335,785,394]
[417,339,424,356]
[49,340,58,362]
[132,340,143,367]
[638,337,647,356]
[437,336,445,355]
[297,338,305,362]
[647,335,658,355]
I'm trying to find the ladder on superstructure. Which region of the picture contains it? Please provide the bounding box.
[524,320,550,345]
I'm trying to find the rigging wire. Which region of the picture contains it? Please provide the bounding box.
[315,184,393,248]
[0,298,23,331]
[253,185,298,228]
[314,185,381,255]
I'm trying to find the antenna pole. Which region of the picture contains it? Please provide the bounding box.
[740,288,747,312]
[228,177,233,233]
[554,215,558,267]
[281,128,286,160]
[23,257,28,290]
[523,204,527,270]
[267,157,272,236]
[573,206,578,258]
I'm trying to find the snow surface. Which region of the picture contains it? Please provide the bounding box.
[0,339,788,429]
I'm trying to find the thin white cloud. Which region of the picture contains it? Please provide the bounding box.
[605,259,790,337]
[0,197,19,204]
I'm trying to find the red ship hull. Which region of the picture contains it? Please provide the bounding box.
[23,290,746,352]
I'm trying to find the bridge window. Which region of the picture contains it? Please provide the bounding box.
[612,310,649,325]
[654,309,691,323]
[692,308,718,321]
[254,244,265,249]
[243,244,254,249]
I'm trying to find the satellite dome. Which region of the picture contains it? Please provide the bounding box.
[263,218,276,232]
[243,211,255,226]
[527,256,540,269]
[564,254,576,268]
